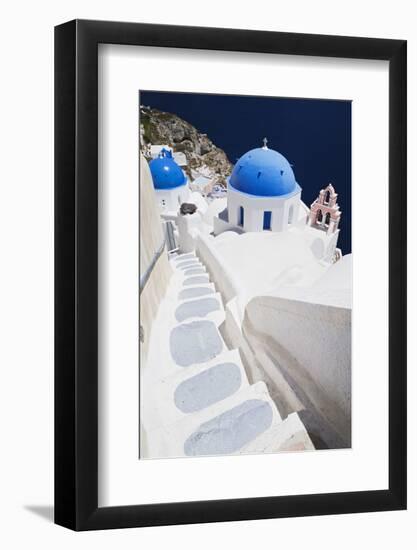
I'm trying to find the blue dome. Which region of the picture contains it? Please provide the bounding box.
[229,146,298,197]
[149,149,186,190]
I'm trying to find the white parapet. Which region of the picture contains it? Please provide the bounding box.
[177,211,205,253]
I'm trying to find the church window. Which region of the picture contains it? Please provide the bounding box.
[263,211,272,230]
[239,206,244,227]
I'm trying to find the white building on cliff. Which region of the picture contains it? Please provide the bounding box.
[141,139,351,459]
[148,148,189,212]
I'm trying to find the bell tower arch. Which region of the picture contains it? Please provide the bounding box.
[309,184,341,235]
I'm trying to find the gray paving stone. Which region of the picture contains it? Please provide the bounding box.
[179,287,214,300]
[175,253,195,261]
[175,297,220,322]
[170,320,222,367]
[183,268,206,276]
[177,261,201,269]
[174,363,241,413]
[184,399,273,456]
[183,276,209,286]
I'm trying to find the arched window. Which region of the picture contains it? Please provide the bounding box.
[263,211,272,230]
[239,206,244,227]
[288,205,294,225]
[317,209,323,223]
[325,212,331,226]
[325,190,331,204]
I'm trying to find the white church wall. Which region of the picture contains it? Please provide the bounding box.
[213,215,233,235]
[227,191,239,226]
[295,201,310,227]
[270,204,285,231]
[283,195,301,228]
[227,185,302,232]
[155,184,189,213]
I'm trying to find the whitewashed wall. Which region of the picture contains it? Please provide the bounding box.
[139,154,172,360]
[243,294,351,444]
[227,185,301,232]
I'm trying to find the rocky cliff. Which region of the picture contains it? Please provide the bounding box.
[140,105,233,187]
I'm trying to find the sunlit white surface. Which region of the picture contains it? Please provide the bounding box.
[98,44,389,506]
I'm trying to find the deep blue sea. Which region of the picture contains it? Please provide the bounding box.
[140,91,351,254]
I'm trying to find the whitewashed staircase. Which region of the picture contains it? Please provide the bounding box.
[142,251,314,458]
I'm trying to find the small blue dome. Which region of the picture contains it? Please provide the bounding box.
[149,149,186,190]
[229,146,298,197]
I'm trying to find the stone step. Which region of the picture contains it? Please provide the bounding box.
[176,257,204,267]
[142,244,316,459]
[147,318,229,381]
[173,252,197,262]
[145,381,282,459]
[181,266,208,278]
[172,292,225,327]
[174,259,204,271]
[181,272,211,287]
[142,349,249,432]
[177,283,216,301]
[172,264,214,298]
[176,265,209,281]
[166,348,248,387]
[240,411,315,454]
[164,281,216,305]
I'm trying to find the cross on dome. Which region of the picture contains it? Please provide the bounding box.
[262,137,268,150]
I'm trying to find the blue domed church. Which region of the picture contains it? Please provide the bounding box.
[215,139,304,234]
[149,148,189,212]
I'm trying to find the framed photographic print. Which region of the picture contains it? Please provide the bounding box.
[55,20,407,530]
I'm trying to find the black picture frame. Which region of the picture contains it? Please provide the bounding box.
[55,19,407,531]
